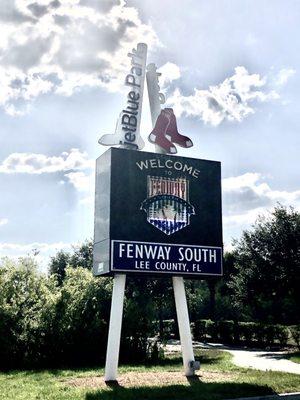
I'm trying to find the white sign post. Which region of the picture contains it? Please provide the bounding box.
[103,43,148,382]
[146,63,196,376]
[104,273,126,381]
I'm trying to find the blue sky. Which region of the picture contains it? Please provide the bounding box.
[0,0,299,271]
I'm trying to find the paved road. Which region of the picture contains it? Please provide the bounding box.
[225,348,300,374]
[165,341,300,374]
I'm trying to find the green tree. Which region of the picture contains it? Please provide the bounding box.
[228,205,300,324]
[0,257,57,369]
[69,240,93,270]
[49,250,70,285]
[49,240,93,285]
[45,267,111,367]
[121,277,156,361]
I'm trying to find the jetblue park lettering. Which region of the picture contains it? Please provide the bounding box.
[111,240,223,276]
[119,44,147,149]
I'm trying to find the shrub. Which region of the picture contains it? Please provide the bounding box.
[290,325,300,348]
[239,322,256,344]
[218,320,234,344]
[263,324,277,346]
[274,325,289,346]
[162,319,176,338]
[43,267,111,367]
[253,323,263,345]
[193,320,207,341]
[206,319,218,341]
[193,319,217,342]
[233,320,240,343]
[0,259,112,369]
[0,257,58,369]
[121,277,156,363]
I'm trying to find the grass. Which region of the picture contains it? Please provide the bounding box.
[0,350,299,400]
[285,351,300,364]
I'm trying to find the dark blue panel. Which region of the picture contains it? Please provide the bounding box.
[111,240,222,277]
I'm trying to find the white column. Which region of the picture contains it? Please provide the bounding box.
[172,276,195,376]
[104,273,126,382]
[146,63,195,376]
[103,43,148,382]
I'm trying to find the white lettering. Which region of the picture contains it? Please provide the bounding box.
[202,249,208,262]
[157,246,165,259]
[150,159,157,168]
[164,246,171,260]
[127,244,134,258]
[209,249,217,263]
[136,160,149,170]
[136,158,199,178]
[178,247,185,261]
[144,245,157,259]
[119,243,126,257]
[165,159,173,168]
[174,161,182,170]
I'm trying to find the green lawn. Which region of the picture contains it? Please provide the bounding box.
[0,350,299,400]
[286,352,300,364]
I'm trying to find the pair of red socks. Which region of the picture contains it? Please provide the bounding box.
[148,108,193,154]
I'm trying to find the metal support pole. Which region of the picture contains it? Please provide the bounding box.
[104,273,126,382]
[146,63,195,376]
[172,276,195,376]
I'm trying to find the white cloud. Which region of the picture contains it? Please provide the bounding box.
[0,148,94,194]
[0,218,8,226]
[0,0,159,115]
[0,148,93,174]
[64,171,94,192]
[222,172,300,230]
[79,195,94,205]
[158,62,181,88]
[0,241,74,273]
[167,66,279,126]
[275,68,296,86]
[0,241,72,254]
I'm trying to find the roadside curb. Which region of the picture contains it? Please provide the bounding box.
[224,392,300,400]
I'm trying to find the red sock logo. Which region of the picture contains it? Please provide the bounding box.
[148,109,193,153]
[164,108,193,148]
[148,109,177,154]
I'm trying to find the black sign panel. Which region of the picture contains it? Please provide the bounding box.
[93,148,223,278]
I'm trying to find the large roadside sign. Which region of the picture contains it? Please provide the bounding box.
[93,147,223,278]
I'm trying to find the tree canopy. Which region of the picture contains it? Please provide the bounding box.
[228,205,300,324]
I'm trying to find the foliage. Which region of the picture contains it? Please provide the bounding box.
[0,257,57,369]
[49,240,93,286]
[228,205,300,325]
[218,320,235,344]
[287,352,300,364]
[69,240,93,270]
[0,258,111,369]
[49,250,70,285]
[290,325,300,348]
[42,267,112,367]
[274,325,289,347]
[0,256,163,368]
[193,319,293,347]
[121,277,157,362]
